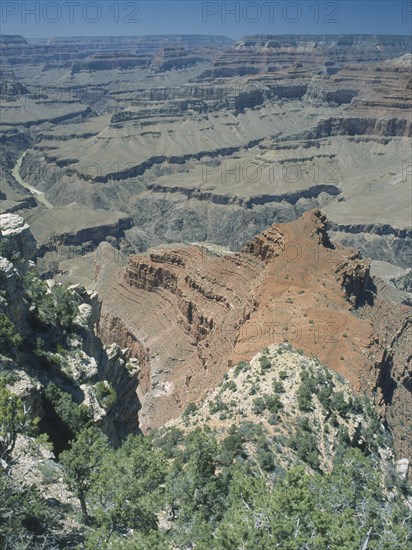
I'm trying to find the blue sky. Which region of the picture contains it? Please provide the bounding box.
[1,1,411,39]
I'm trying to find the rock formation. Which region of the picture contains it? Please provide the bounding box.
[0,33,410,278]
[0,213,37,266]
[0,215,141,446]
[95,209,410,463]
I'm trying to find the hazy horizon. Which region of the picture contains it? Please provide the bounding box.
[1,1,411,39]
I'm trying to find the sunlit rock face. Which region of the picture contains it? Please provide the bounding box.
[0,213,37,265]
[94,211,409,448]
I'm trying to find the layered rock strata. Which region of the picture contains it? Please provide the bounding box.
[95,210,410,453]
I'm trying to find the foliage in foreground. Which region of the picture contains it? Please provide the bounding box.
[0,313,22,355]
[57,424,411,550]
[24,272,78,332]
[0,469,60,550]
[1,370,411,549]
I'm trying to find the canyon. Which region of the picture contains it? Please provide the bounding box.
[0,33,410,276]
[0,32,411,470]
[94,210,411,466]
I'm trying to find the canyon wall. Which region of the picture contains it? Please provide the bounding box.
[95,211,411,468]
[0,33,410,274]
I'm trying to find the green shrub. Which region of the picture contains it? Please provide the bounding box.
[209,397,228,414]
[183,402,198,418]
[218,428,247,465]
[257,449,275,471]
[336,425,351,447]
[44,382,92,435]
[95,381,117,409]
[350,396,365,415]
[23,271,47,303]
[264,394,283,414]
[234,361,249,377]
[222,380,237,392]
[259,355,271,372]
[252,397,266,415]
[249,383,259,395]
[24,274,78,331]
[289,418,320,470]
[296,370,320,412]
[38,285,78,330]
[237,421,264,441]
[360,408,387,452]
[297,383,313,411]
[272,381,285,394]
[318,385,333,411]
[0,313,22,354]
[330,413,338,427]
[330,392,349,416]
[35,337,45,355]
[151,427,183,458]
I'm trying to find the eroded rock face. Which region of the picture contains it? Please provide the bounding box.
[0,213,36,266]
[197,35,411,80]
[0,214,141,447]
[241,224,285,261]
[0,256,29,336]
[0,214,37,333]
[334,252,370,306]
[1,34,410,273]
[1,357,43,419]
[397,458,410,479]
[94,209,409,434]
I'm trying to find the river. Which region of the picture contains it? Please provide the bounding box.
[12,151,53,209]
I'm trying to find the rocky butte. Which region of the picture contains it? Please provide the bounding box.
[95,210,411,465]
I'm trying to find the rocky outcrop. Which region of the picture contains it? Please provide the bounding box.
[308,116,412,138]
[0,215,141,450]
[0,35,28,46]
[328,230,412,270]
[0,213,37,266]
[390,270,412,301]
[0,256,30,336]
[0,59,28,98]
[356,296,412,471]
[1,32,408,276]
[166,343,398,476]
[241,224,285,261]
[397,458,410,479]
[0,357,43,419]
[196,34,411,80]
[151,46,213,72]
[17,204,133,257]
[95,210,407,434]
[0,34,233,75]
[334,252,370,305]
[0,215,37,334]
